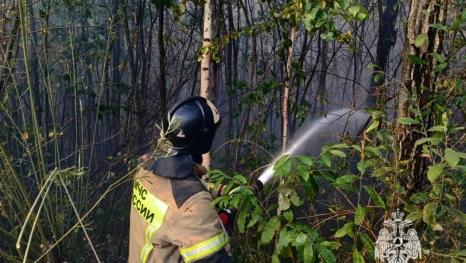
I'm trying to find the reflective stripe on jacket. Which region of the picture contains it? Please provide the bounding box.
[129,154,230,263]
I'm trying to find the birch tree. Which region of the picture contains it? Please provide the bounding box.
[200,0,212,168]
[277,26,296,216]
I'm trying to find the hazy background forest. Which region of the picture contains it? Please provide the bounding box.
[1,0,466,262]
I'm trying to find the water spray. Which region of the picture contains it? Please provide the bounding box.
[256,109,365,187]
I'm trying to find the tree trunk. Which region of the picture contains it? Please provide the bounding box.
[0,4,19,102]
[368,0,399,108]
[291,32,309,134]
[312,38,327,117]
[234,0,256,170]
[121,0,138,146]
[395,0,446,197]
[225,0,235,168]
[158,0,167,117]
[112,0,122,154]
[278,26,296,216]
[201,0,212,168]
[209,0,221,102]
[200,0,212,99]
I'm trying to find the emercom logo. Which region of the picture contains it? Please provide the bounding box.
[375,208,422,263]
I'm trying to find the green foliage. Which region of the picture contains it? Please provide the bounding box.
[415,33,427,47]
[2,0,466,262]
[209,151,349,262]
[209,52,466,261]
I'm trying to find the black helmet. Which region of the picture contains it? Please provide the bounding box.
[163,96,221,154]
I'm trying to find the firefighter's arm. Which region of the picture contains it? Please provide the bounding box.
[194,163,229,198]
[174,191,231,263]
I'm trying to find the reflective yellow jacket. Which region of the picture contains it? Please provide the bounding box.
[129,154,231,263]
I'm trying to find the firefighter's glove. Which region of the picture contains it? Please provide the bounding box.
[218,208,237,227]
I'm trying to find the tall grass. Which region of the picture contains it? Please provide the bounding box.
[0,0,137,262]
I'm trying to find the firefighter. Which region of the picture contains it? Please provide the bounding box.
[129,96,232,263]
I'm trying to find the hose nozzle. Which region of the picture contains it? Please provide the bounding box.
[248,179,263,194]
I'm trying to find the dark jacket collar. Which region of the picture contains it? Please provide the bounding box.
[141,153,195,179]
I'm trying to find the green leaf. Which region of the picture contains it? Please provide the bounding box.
[233,174,248,184]
[296,155,314,167]
[355,205,366,225]
[329,150,347,157]
[291,190,304,206]
[298,166,310,182]
[274,154,290,171]
[321,154,332,167]
[452,17,466,31]
[355,6,369,21]
[433,63,447,72]
[261,216,281,244]
[246,209,261,228]
[320,170,337,183]
[423,202,438,227]
[353,250,365,263]
[348,6,360,17]
[374,72,384,83]
[318,245,336,263]
[277,227,290,253]
[303,243,315,263]
[429,23,448,31]
[451,249,466,258]
[442,112,449,126]
[410,192,429,204]
[430,53,446,63]
[245,26,255,36]
[359,233,375,260]
[210,196,228,208]
[335,175,359,184]
[415,137,442,146]
[407,55,427,65]
[427,163,445,183]
[366,119,379,133]
[332,183,357,193]
[415,33,427,47]
[274,157,293,177]
[405,210,423,222]
[339,0,349,8]
[372,167,390,177]
[272,251,280,263]
[319,241,341,250]
[363,186,386,209]
[368,146,383,157]
[301,176,319,201]
[451,249,466,257]
[398,117,421,125]
[357,161,367,174]
[284,209,294,222]
[237,198,251,232]
[296,233,307,244]
[335,222,355,238]
[428,126,447,132]
[279,188,291,211]
[445,148,460,167]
